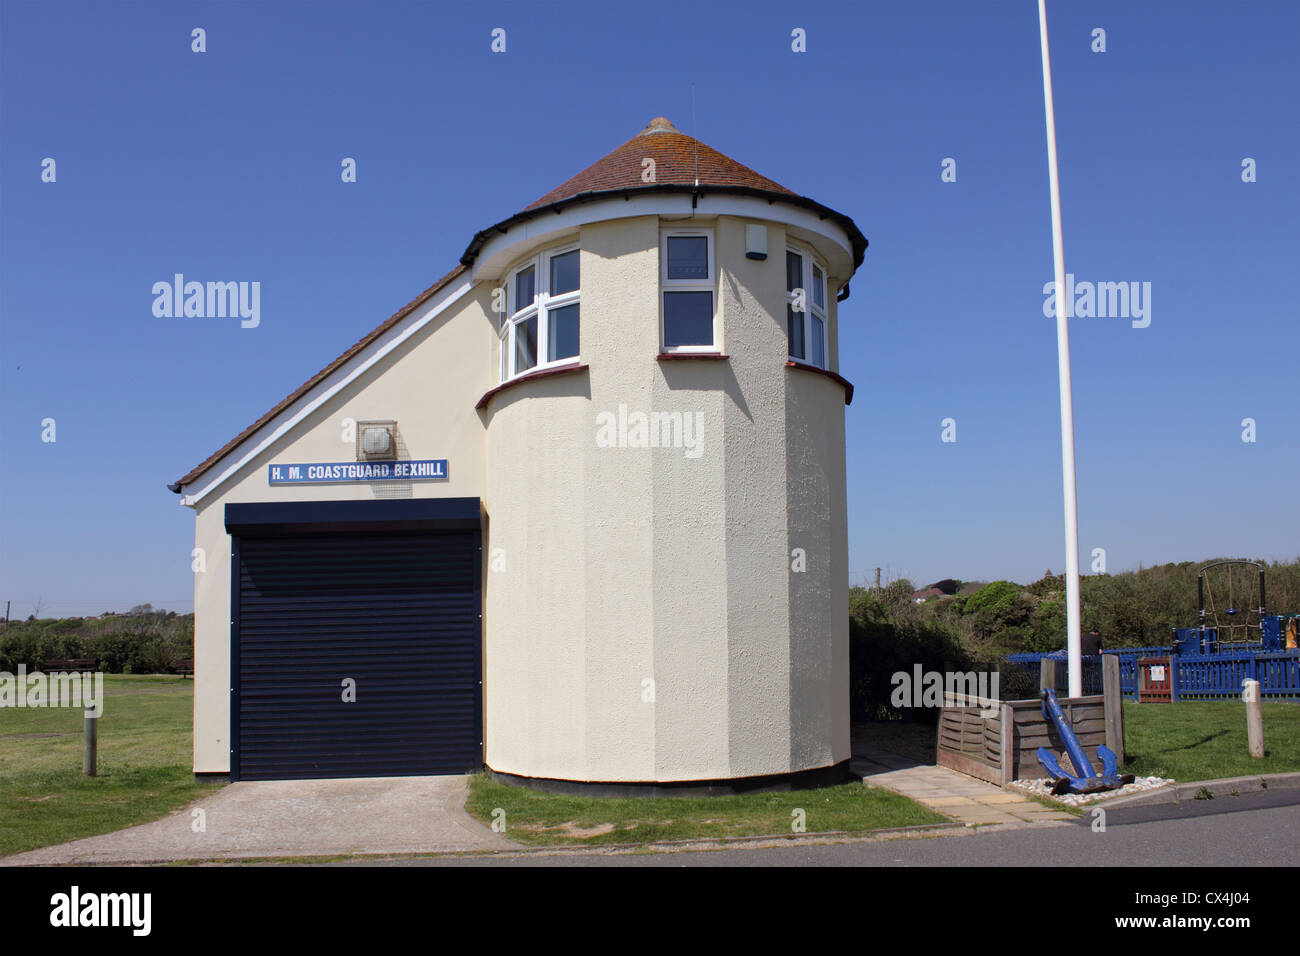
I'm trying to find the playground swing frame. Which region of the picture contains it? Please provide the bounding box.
[1198,560,1267,645]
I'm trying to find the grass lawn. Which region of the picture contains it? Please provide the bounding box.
[1122,699,1300,781]
[0,674,221,857]
[465,774,948,847]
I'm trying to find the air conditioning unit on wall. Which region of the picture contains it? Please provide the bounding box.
[356,420,398,461]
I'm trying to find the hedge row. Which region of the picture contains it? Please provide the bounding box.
[0,628,192,674]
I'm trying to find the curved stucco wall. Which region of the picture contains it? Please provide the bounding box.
[483,214,849,782]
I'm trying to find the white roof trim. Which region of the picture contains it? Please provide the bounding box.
[470,193,856,284]
[178,276,475,508]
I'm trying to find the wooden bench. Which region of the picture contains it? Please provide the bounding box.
[174,659,194,679]
[41,658,97,672]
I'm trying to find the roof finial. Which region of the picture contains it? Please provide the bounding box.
[642,116,677,134]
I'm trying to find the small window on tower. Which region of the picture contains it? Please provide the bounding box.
[661,231,717,352]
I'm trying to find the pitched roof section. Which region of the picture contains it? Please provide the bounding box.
[173,117,869,493]
[522,117,798,210]
[169,264,468,491]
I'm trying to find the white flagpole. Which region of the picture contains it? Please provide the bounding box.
[1038,0,1083,698]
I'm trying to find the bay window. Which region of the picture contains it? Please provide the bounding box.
[786,247,829,369]
[500,245,580,382]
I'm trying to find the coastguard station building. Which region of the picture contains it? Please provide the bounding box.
[171,117,868,793]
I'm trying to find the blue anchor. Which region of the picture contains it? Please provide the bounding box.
[1036,688,1135,795]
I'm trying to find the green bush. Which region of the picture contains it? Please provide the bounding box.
[963,580,1023,615]
[0,631,80,672]
[1026,597,1067,653]
[0,613,194,674]
[997,662,1040,701]
[849,585,970,723]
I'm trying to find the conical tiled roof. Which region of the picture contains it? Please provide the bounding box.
[522,117,798,210]
[461,117,867,271]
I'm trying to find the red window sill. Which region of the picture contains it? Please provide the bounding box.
[475,362,589,411]
[785,359,854,405]
[657,352,730,362]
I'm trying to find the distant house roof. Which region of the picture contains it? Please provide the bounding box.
[912,587,945,600]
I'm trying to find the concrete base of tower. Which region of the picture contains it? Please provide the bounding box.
[484,759,851,798]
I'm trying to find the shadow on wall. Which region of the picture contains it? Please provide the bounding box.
[657,360,751,421]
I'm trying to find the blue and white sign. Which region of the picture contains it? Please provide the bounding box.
[268,459,448,484]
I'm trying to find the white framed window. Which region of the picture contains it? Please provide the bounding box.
[499,244,581,382]
[660,230,718,352]
[786,247,829,369]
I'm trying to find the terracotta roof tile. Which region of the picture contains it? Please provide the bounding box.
[522,117,796,209]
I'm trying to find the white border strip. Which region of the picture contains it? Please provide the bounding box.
[471,193,855,283]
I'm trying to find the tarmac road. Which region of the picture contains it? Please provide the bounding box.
[364,788,1300,867]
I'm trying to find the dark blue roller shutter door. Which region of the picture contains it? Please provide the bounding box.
[235,529,481,780]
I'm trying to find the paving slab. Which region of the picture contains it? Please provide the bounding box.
[1,775,514,865]
[853,741,1069,827]
[979,793,1031,804]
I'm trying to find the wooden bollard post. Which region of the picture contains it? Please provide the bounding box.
[1242,680,1264,758]
[83,713,98,776]
[1102,653,1125,764]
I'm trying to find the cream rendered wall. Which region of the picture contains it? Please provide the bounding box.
[483,217,661,781]
[785,258,851,772]
[714,216,793,777]
[785,369,851,771]
[189,285,496,773]
[483,213,849,783]
[650,221,731,780]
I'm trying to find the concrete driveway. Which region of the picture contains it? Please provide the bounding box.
[2,775,515,865]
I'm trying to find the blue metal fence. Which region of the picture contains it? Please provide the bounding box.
[1005,646,1300,701]
[1004,651,1104,695]
[1174,651,1300,700]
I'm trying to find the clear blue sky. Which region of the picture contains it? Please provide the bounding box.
[2,0,1297,616]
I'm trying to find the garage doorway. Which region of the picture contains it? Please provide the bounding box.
[226,499,483,780]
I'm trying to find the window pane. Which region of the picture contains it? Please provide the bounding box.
[548,303,580,361]
[663,291,714,347]
[786,251,802,293]
[811,316,825,368]
[549,250,579,295]
[667,236,709,280]
[812,265,825,309]
[514,315,537,373]
[787,306,805,359]
[514,265,535,314]
[501,331,509,381]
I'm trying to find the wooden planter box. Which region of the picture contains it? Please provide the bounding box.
[936,657,1124,786]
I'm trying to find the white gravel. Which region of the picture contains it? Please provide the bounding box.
[1009,774,1174,807]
